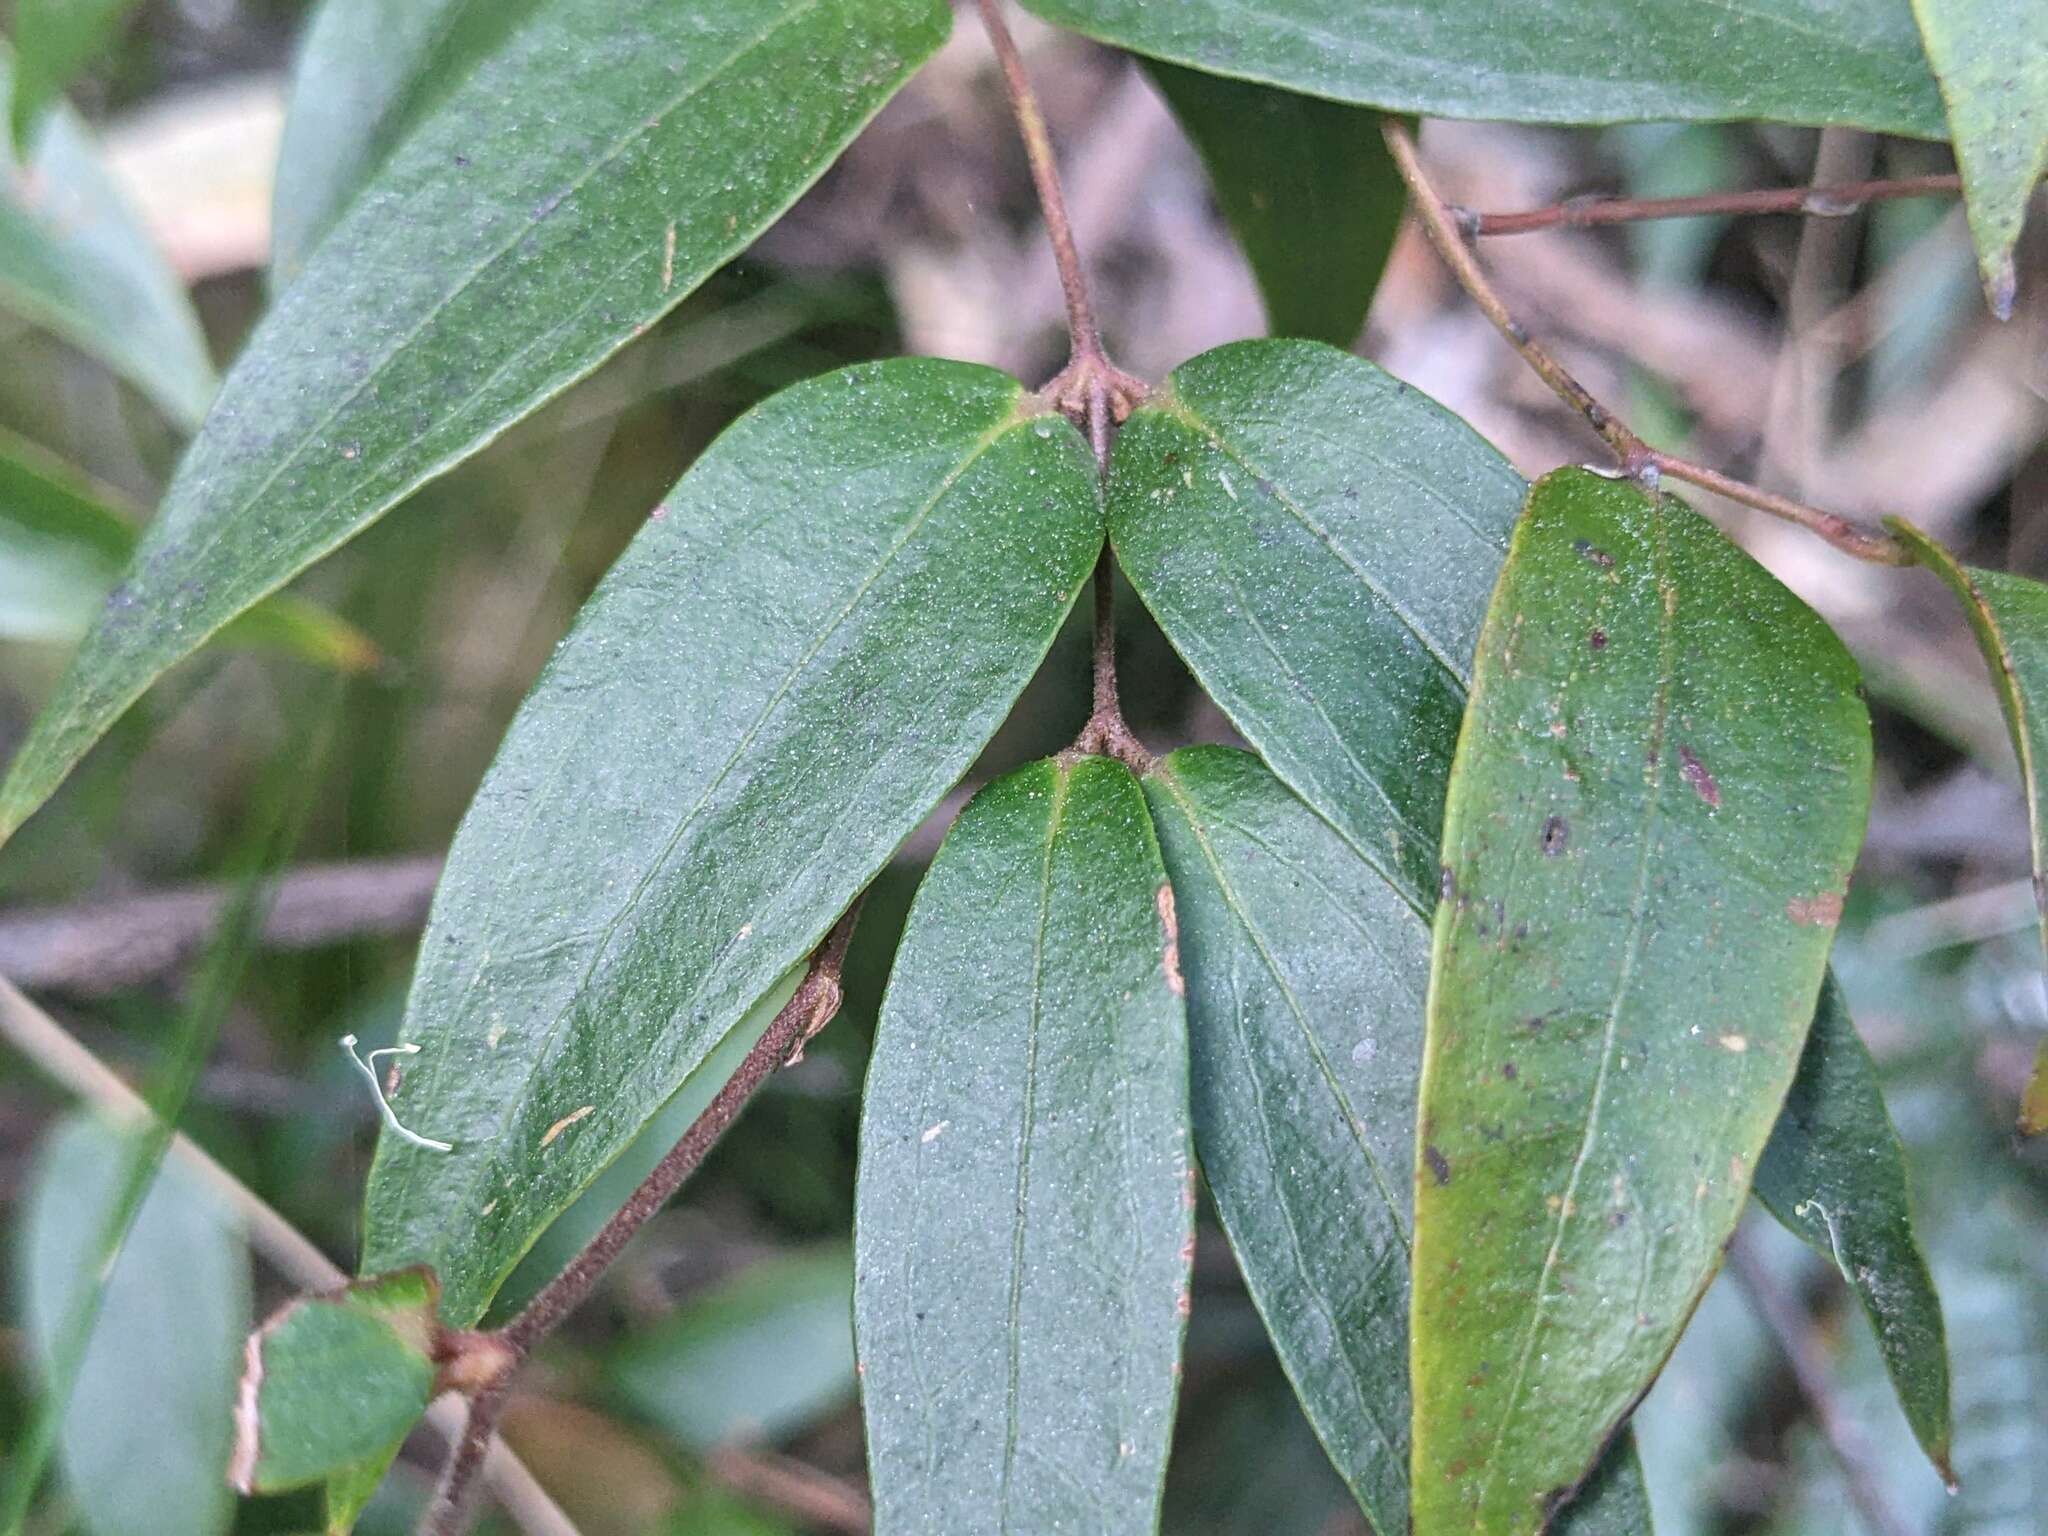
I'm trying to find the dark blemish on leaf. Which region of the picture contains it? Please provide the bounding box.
[1425,1145,1452,1186]
[1573,539,1615,569]
[1589,627,1608,651]
[1678,744,1720,807]
[1256,477,1276,499]
[1540,815,1569,856]
[1502,1062,1518,1081]
[1609,1210,1628,1228]
[453,153,470,168]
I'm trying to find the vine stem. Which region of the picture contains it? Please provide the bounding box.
[418,906,863,1536]
[1380,119,1914,567]
[1456,172,1963,237]
[974,0,1152,771]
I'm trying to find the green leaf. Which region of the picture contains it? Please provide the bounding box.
[228,1267,441,1497]
[1145,746,1653,1535]
[608,1246,855,1450]
[1907,0,2048,317]
[362,360,1102,1327]
[0,429,379,670]
[1754,975,1955,1483]
[1021,0,1947,136]
[0,0,950,847]
[322,1448,403,1536]
[270,0,539,285]
[1108,338,1526,914]
[6,0,143,147]
[0,46,216,432]
[19,1113,248,1536]
[1413,467,1871,1533]
[1143,65,1401,348]
[855,755,1192,1534]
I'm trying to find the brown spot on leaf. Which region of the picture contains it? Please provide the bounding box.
[1156,883,1184,996]
[1678,744,1720,807]
[1787,891,1846,927]
[1540,815,1569,856]
[1573,539,1615,569]
[1424,1145,1452,1186]
[1502,1061,1518,1081]
[1589,628,1608,651]
[540,1105,595,1147]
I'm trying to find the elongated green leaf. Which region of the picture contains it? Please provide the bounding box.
[609,1246,855,1450]
[0,48,216,432]
[1022,0,1947,136]
[1888,522,2048,1133]
[0,430,377,669]
[1413,467,1871,1534]
[1908,0,2047,316]
[1754,975,1954,1481]
[19,1113,248,1536]
[0,0,950,847]
[271,0,537,284]
[1146,747,1652,1534]
[1143,65,1401,348]
[363,361,1101,1327]
[228,1268,441,1496]
[1108,339,1525,913]
[855,755,1192,1534]
[7,0,143,145]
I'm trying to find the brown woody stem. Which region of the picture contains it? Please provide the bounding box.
[417,906,863,1536]
[1065,548,1152,775]
[1457,173,1963,237]
[1380,119,1913,567]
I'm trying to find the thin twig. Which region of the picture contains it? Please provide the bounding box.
[0,978,579,1536]
[1381,121,1914,567]
[972,0,1147,467]
[1457,173,1962,237]
[1065,549,1152,774]
[419,907,865,1535]
[1729,1237,1922,1536]
[704,1446,872,1536]
[0,855,443,995]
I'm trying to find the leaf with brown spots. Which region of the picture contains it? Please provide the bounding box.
[1413,468,1870,1534]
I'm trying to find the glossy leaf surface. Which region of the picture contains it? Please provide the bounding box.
[1754,975,1954,1480]
[229,1268,440,1495]
[0,432,377,669]
[1147,747,1654,1535]
[609,1246,855,1450]
[270,0,526,284]
[1109,339,1525,913]
[0,0,949,845]
[1413,468,1871,1533]
[1144,64,1401,348]
[0,49,216,432]
[855,756,1192,1535]
[20,1114,247,1536]
[1021,0,1947,136]
[363,361,1101,1327]
[1908,0,2048,315]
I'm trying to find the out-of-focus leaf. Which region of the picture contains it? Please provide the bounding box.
[1754,975,1954,1481]
[0,429,378,669]
[18,1113,248,1536]
[1936,1226,2048,1534]
[271,0,538,284]
[1142,65,1400,348]
[1907,0,2047,316]
[362,361,1102,1328]
[1412,468,1871,1534]
[227,1267,441,1497]
[855,756,1192,1534]
[0,47,216,432]
[0,0,952,847]
[609,1247,855,1450]
[1021,0,1947,135]
[1107,339,1525,914]
[1890,522,2048,1133]
[6,0,143,147]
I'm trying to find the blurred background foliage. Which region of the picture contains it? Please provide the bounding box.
[0,3,2042,1534]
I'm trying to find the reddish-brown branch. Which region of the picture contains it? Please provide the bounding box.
[1065,548,1152,775]
[417,907,862,1536]
[1457,173,1963,237]
[1381,120,1913,567]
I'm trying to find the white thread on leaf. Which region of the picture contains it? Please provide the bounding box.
[340,1034,453,1152]
[1795,1198,1851,1282]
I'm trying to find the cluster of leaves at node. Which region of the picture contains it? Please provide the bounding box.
[3,0,2046,1533]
